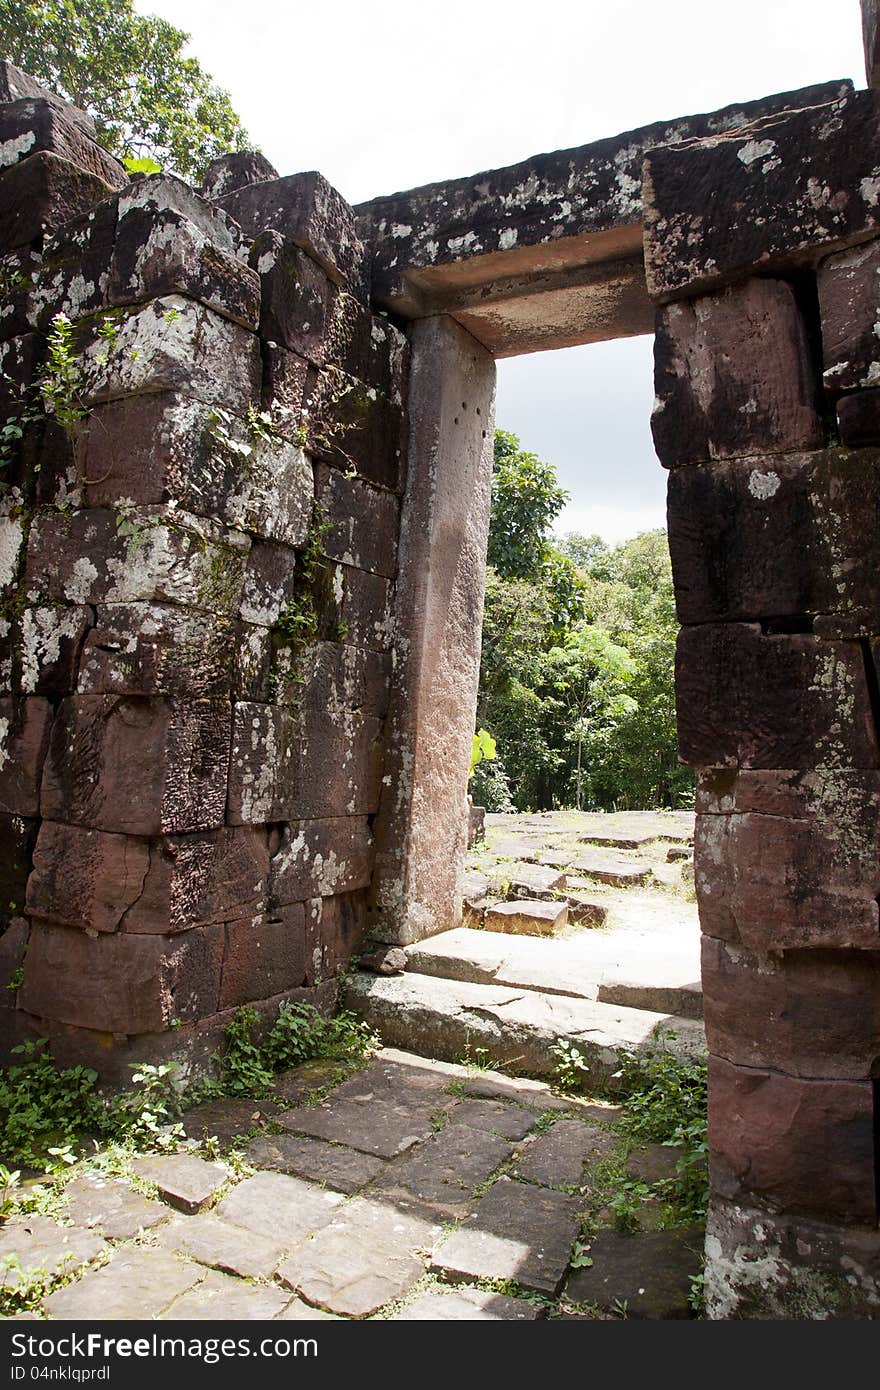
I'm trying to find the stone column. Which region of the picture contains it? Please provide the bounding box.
[370,315,496,945]
[643,86,880,1317]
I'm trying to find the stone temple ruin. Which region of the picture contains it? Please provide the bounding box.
[3,0,880,1319]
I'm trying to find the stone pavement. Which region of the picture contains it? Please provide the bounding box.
[0,1049,703,1321]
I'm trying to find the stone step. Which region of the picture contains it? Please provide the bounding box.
[484,898,568,936]
[344,971,705,1086]
[404,926,702,1019]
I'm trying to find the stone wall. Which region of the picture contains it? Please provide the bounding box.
[0,67,409,1081]
[643,82,880,1317]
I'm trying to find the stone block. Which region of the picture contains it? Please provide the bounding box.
[702,935,880,1080]
[19,605,93,696]
[219,907,307,1009]
[0,247,40,341]
[675,625,878,770]
[643,88,880,299]
[513,1118,616,1187]
[63,1175,169,1240]
[0,62,95,135]
[78,604,234,698]
[324,291,409,406]
[77,296,261,413]
[200,149,279,201]
[217,170,368,294]
[226,702,299,824]
[307,368,406,492]
[232,621,272,700]
[249,229,331,364]
[27,822,269,935]
[667,449,880,628]
[238,539,298,627]
[0,98,125,187]
[261,343,309,439]
[159,1213,286,1279]
[25,506,249,616]
[46,395,313,546]
[565,1228,703,1319]
[304,891,368,981]
[108,201,259,329]
[269,816,373,905]
[133,1153,227,1213]
[694,784,880,950]
[289,703,385,818]
[651,280,821,467]
[484,898,568,936]
[27,821,151,933]
[245,1132,386,1193]
[837,388,880,447]
[19,920,224,1032]
[40,695,231,835]
[707,1055,875,1224]
[0,697,53,816]
[27,196,117,330]
[0,151,117,253]
[819,237,880,391]
[313,562,392,652]
[0,813,36,922]
[42,1247,200,1321]
[314,463,400,577]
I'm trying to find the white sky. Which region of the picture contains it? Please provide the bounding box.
[137,0,867,542]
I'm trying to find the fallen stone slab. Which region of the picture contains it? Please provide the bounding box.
[431,1176,581,1295]
[344,972,705,1084]
[215,1172,343,1245]
[485,899,568,937]
[564,1228,704,1318]
[43,1248,201,1320]
[666,845,692,863]
[244,1132,386,1193]
[132,1154,227,1214]
[503,863,568,898]
[0,1215,105,1287]
[514,1119,617,1189]
[565,894,609,926]
[158,1211,287,1279]
[162,1268,288,1321]
[279,1095,436,1158]
[396,1287,541,1319]
[276,1197,438,1318]
[62,1176,169,1241]
[570,850,652,886]
[370,1123,512,1219]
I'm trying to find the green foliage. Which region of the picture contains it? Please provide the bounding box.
[617,1034,708,1221]
[39,312,86,435]
[487,429,569,580]
[0,1164,20,1222]
[469,754,515,813]
[478,437,692,810]
[0,1041,106,1169]
[1,0,251,183]
[469,727,497,777]
[265,1002,378,1072]
[105,1063,183,1150]
[214,1007,274,1097]
[550,1040,591,1091]
[122,155,162,175]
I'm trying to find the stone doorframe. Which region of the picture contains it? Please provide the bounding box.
[360,29,880,1313]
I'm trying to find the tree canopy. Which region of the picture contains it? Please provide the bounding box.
[0,0,250,182]
[472,429,691,814]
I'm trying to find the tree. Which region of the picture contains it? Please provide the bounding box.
[487,429,569,580]
[1,0,250,183]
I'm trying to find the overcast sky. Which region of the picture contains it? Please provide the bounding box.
[136,0,866,542]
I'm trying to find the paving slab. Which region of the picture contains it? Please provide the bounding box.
[485,899,568,936]
[132,1153,227,1213]
[276,1197,438,1318]
[396,1287,541,1320]
[277,1298,340,1320]
[215,1172,343,1245]
[431,1176,580,1295]
[570,850,652,886]
[63,1176,169,1240]
[43,1248,201,1320]
[0,1215,106,1287]
[460,1073,578,1111]
[180,1096,270,1146]
[267,1059,347,1106]
[245,1132,387,1193]
[369,1123,511,1218]
[162,1268,288,1320]
[514,1119,617,1189]
[280,1095,436,1158]
[564,1228,703,1319]
[448,1098,536,1140]
[627,1143,686,1185]
[330,1054,456,1101]
[345,972,705,1084]
[158,1211,288,1279]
